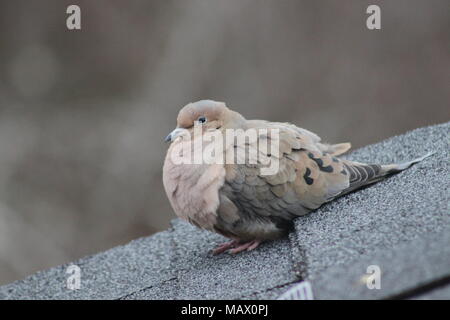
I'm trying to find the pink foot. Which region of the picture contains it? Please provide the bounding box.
[228,240,261,254]
[212,240,239,255]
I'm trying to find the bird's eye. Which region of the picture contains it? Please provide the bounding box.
[197,116,207,124]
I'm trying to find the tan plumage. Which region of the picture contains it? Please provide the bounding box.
[163,100,432,254]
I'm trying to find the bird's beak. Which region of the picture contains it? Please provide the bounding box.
[165,128,184,143]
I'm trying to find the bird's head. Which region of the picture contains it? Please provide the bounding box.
[165,100,244,143]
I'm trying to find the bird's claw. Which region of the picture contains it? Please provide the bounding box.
[212,240,261,255]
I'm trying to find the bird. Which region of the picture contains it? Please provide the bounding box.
[163,100,432,254]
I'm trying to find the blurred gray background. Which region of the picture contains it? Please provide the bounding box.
[0,0,448,285]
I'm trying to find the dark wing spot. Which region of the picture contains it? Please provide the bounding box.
[303,168,314,185]
[309,153,334,173]
[319,165,333,173]
[314,157,324,167]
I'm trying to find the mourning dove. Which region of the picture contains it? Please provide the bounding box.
[163,100,432,254]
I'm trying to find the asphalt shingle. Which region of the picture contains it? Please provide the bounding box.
[290,122,449,281]
[309,226,450,299]
[0,122,448,299]
[119,278,178,300]
[0,231,177,299]
[170,219,298,299]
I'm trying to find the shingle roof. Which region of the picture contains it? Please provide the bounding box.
[0,122,449,300]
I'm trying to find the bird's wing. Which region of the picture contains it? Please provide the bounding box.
[223,121,350,218]
[245,120,351,156]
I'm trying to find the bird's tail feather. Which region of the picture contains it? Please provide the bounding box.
[379,151,434,174]
[340,152,434,196]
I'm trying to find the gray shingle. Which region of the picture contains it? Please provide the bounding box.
[0,122,448,300]
[309,227,450,299]
[119,278,179,300]
[170,219,298,299]
[0,231,176,299]
[290,122,449,281]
